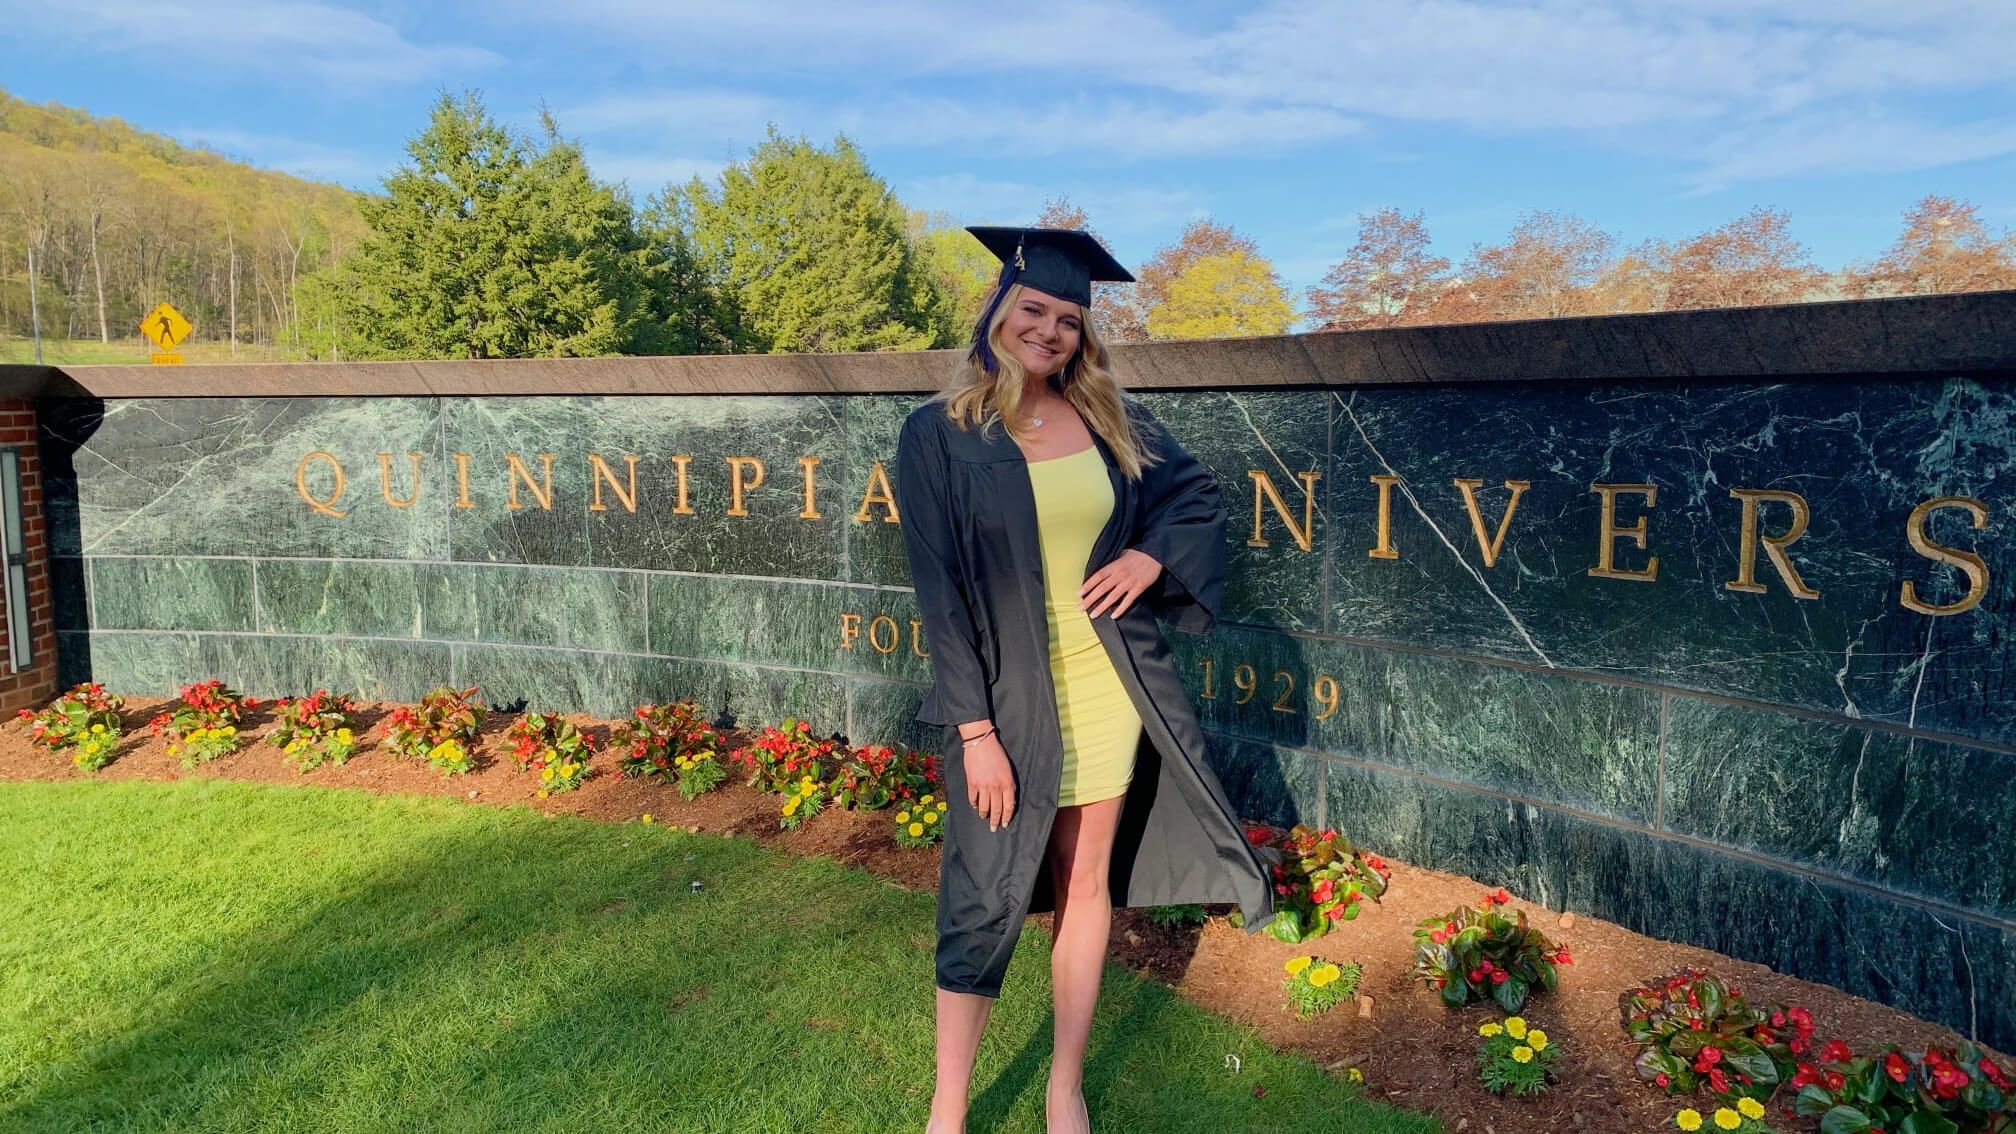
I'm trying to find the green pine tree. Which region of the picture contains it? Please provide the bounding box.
[677,129,944,353]
[301,91,666,360]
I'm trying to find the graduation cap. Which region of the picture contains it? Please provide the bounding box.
[965,226,1134,372]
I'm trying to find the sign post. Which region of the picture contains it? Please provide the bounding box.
[140,302,193,365]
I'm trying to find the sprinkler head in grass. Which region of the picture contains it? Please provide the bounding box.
[690,880,704,895]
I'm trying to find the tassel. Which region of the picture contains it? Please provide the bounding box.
[969,234,1028,374]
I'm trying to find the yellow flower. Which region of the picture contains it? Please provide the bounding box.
[560,762,579,777]
[1504,1016,1527,1040]
[1511,1045,1534,1064]
[90,723,105,734]
[800,781,817,797]
[1346,1067,1363,1084]
[921,795,934,805]
[1676,1110,1703,1132]
[922,811,939,824]
[168,745,180,757]
[641,814,654,824]
[1284,956,1312,976]
[1527,1029,1548,1051]
[1737,1098,1765,1121]
[222,725,237,736]
[335,728,353,743]
[1309,964,1341,988]
[536,789,549,799]
[1478,1022,1503,1037]
[1713,1110,1740,1131]
[908,822,925,837]
[782,797,800,816]
[896,811,911,824]
[541,766,556,781]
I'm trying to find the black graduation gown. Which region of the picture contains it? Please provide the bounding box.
[894,397,1277,998]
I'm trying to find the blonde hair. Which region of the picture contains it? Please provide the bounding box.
[935,283,1159,479]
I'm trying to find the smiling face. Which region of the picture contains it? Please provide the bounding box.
[997,286,1083,380]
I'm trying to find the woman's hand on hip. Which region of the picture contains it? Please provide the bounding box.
[1081,549,1163,619]
[963,736,1016,832]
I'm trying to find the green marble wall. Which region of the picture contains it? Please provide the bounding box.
[36,374,2016,1048]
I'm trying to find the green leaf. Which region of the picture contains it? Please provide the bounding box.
[1491,974,1529,1014]
[1670,1030,1709,1059]
[1693,977,1725,1021]
[1440,979,1469,1007]
[1798,1085,1841,1117]
[1896,1111,1960,1134]
[1720,1037,1779,1088]
[1264,910,1304,944]
[1819,1105,1873,1134]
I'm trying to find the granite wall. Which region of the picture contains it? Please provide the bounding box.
[19,291,2016,1049]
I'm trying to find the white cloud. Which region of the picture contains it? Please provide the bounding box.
[16,0,497,84]
[1688,114,2016,191]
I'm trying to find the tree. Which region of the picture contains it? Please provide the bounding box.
[677,128,941,354]
[908,210,997,347]
[1033,196,1144,343]
[1662,207,1824,310]
[1145,248,1296,340]
[302,93,663,360]
[1305,207,1449,329]
[1419,210,1613,324]
[1848,195,2016,298]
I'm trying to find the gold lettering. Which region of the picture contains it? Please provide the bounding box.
[1246,469,1322,551]
[1724,488,1818,599]
[295,451,348,517]
[725,456,766,517]
[1588,484,1659,582]
[868,615,899,654]
[797,456,823,519]
[669,455,695,515]
[1368,474,1400,560]
[1453,478,1530,568]
[505,453,555,511]
[853,460,900,523]
[452,453,474,508]
[376,452,422,508]
[1901,496,1990,616]
[909,619,930,658]
[838,613,862,649]
[587,454,641,514]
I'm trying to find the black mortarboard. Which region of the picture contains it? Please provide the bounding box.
[965,226,1134,308]
[964,226,1134,372]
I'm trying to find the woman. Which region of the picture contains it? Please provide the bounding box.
[895,226,1275,1134]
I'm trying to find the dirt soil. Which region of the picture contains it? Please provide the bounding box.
[4,696,2002,1134]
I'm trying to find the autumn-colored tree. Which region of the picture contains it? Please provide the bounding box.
[1144,248,1295,340]
[1305,207,1449,329]
[1030,195,1144,343]
[1848,195,2016,298]
[1662,207,1825,310]
[1424,210,1614,323]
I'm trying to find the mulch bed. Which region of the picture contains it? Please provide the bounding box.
[3,696,2002,1133]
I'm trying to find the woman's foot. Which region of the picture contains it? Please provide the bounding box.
[925,1092,967,1134]
[1045,1079,1090,1134]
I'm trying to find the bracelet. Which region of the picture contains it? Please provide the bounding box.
[960,726,998,748]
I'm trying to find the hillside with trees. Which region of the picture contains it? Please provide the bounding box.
[0,85,366,355]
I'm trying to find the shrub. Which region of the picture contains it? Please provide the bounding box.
[1622,968,1809,1103]
[831,742,942,810]
[1281,955,1359,1019]
[673,753,726,801]
[778,775,828,829]
[1237,824,1390,944]
[1791,1039,2013,1134]
[382,686,487,760]
[893,796,944,847]
[1145,904,1208,930]
[150,681,254,769]
[609,701,721,783]
[16,682,125,758]
[1411,889,1570,1013]
[506,711,597,796]
[729,718,839,795]
[266,690,361,772]
[424,738,473,777]
[1477,1015,1560,1096]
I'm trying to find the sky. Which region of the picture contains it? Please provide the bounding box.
[8,0,2016,299]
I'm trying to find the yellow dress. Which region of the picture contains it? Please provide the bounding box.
[1027,445,1143,807]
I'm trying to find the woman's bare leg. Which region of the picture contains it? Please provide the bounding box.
[928,987,993,1134]
[1044,795,1126,1134]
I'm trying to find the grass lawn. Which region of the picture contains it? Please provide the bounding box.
[0,336,289,366]
[0,780,1436,1134]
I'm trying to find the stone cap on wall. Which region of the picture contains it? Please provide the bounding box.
[3,288,2011,400]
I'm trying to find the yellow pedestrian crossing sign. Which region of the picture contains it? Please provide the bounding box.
[140,302,193,352]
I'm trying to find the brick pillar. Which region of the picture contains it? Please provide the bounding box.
[0,400,59,716]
